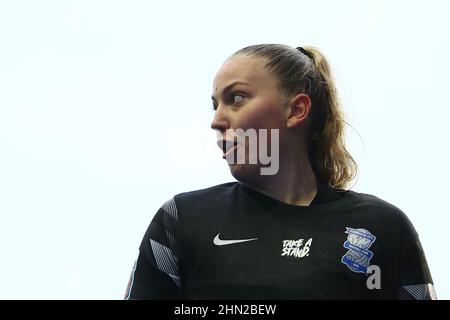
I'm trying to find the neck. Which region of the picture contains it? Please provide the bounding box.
[242,154,318,207]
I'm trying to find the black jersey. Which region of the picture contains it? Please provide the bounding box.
[125,181,436,300]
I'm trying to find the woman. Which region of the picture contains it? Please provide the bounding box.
[125,44,436,299]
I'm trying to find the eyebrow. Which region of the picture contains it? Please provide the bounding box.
[211,81,250,101]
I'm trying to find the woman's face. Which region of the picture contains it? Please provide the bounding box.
[211,55,290,180]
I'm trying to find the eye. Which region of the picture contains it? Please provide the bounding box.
[211,93,246,111]
[231,93,245,104]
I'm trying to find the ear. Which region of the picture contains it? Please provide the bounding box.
[286,93,311,129]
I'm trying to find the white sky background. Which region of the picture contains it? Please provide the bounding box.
[0,0,448,299]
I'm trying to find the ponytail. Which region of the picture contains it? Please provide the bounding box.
[301,46,358,190]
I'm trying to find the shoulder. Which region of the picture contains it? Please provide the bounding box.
[345,189,417,235]
[168,181,240,216]
[347,189,404,214]
[173,181,239,202]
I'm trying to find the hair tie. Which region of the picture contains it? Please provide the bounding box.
[296,46,312,59]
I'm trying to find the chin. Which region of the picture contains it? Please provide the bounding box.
[229,163,265,185]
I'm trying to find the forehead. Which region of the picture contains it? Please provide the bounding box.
[213,55,274,90]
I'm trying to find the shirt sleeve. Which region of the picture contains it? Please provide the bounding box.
[397,216,437,300]
[124,198,183,299]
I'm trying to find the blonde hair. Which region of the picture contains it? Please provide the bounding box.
[229,44,358,190]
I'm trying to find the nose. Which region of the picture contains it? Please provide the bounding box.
[210,106,230,133]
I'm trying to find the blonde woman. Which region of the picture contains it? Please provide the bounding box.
[125,44,435,300]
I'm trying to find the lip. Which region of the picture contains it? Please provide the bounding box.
[222,144,238,159]
[217,139,238,158]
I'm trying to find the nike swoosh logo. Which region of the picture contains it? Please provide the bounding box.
[213,233,258,246]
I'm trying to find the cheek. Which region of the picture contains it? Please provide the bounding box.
[237,99,285,130]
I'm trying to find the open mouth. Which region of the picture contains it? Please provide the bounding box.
[217,139,238,159]
[222,144,238,159]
